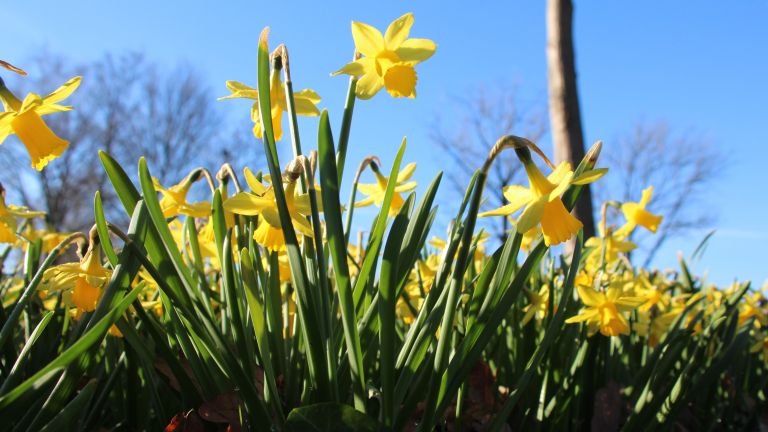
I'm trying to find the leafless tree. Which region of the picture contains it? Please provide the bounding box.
[0,51,258,232]
[597,121,723,266]
[430,84,546,239]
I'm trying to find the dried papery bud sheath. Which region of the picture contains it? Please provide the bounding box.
[88,225,101,248]
[0,59,27,76]
[259,27,270,54]
[583,140,603,168]
[482,135,534,174]
[353,156,381,184]
[283,157,305,182]
[271,44,291,83]
[185,167,216,192]
[216,163,242,193]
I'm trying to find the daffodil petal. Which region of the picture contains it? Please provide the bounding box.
[354,72,383,100]
[547,171,573,202]
[244,168,268,195]
[331,58,372,77]
[291,215,314,237]
[572,168,608,185]
[565,309,599,324]
[516,197,546,233]
[616,297,647,310]
[384,13,414,50]
[502,185,533,211]
[394,181,417,193]
[478,203,522,218]
[43,76,81,105]
[356,183,381,196]
[219,80,259,100]
[546,162,572,184]
[35,103,73,116]
[0,113,13,144]
[396,38,437,64]
[294,88,321,104]
[292,96,321,116]
[576,284,604,307]
[351,21,385,57]
[396,162,416,183]
[18,93,43,114]
[639,186,654,207]
[223,192,272,216]
[354,196,376,208]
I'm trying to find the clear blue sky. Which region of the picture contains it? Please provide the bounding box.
[3,1,766,286]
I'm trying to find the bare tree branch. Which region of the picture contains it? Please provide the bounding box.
[430,84,546,239]
[0,51,254,233]
[595,120,723,265]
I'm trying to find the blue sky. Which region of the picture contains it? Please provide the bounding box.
[3,1,767,286]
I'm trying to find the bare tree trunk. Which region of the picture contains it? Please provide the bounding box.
[546,0,596,239]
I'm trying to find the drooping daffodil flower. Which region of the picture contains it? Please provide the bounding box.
[0,76,81,170]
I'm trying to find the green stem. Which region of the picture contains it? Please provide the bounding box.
[336,76,357,183]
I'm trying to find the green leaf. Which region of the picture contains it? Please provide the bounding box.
[0,284,143,414]
[317,109,366,411]
[38,379,98,432]
[94,191,119,266]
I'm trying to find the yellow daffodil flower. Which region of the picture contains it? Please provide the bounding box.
[153,177,211,218]
[565,283,646,337]
[0,186,45,243]
[428,236,446,250]
[355,162,417,216]
[17,227,73,252]
[633,272,671,313]
[0,76,81,170]
[220,73,320,141]
[42,246,112,313]
[522,284,553,325]
[584,226,636,270]
[633,307,679,347]
[332,13,437,99]
[739,292,766,328]
[480,160,605,246]
[396,294,422,325]
[616,186,663,237]
[224,168,315,252]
